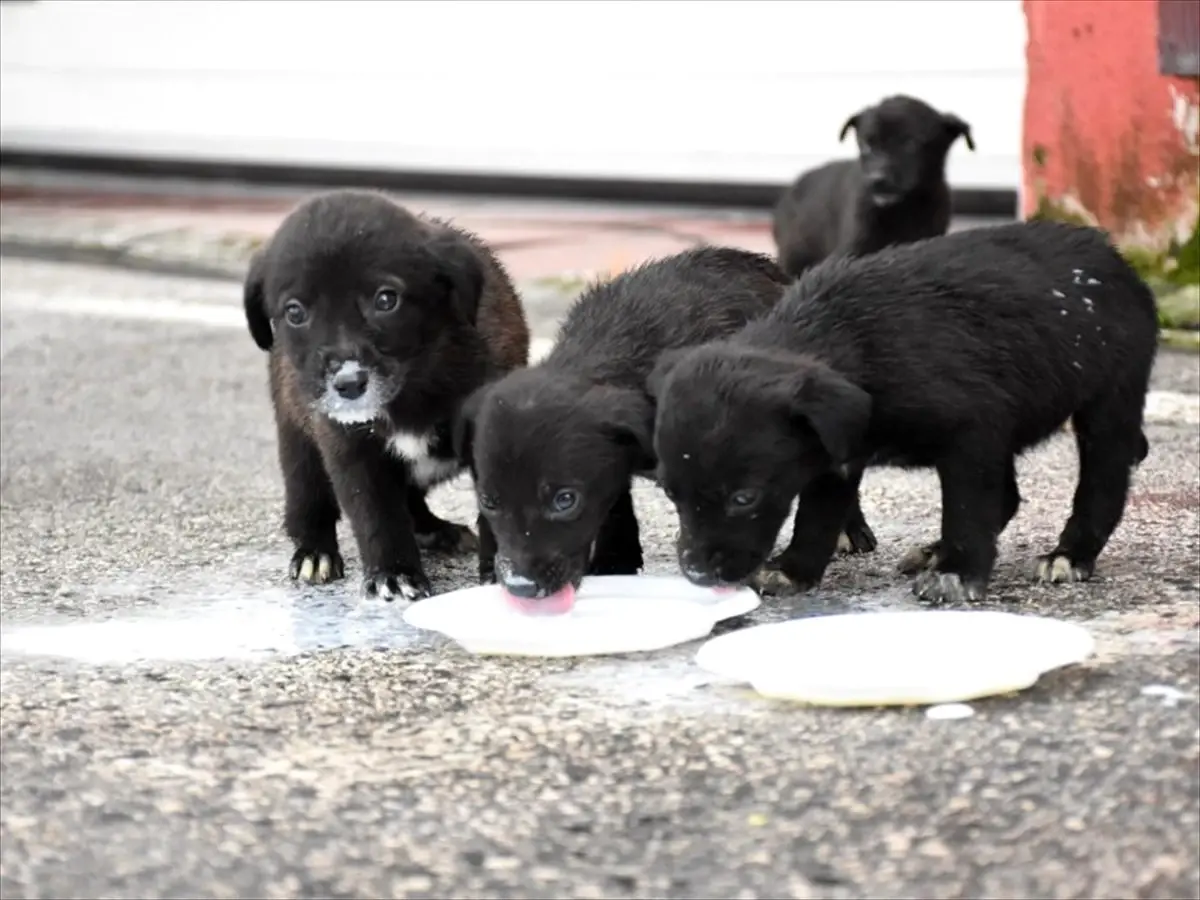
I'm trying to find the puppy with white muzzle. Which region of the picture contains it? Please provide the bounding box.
[243,190,530,601]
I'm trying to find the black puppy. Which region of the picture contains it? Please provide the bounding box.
[772,94,975,278]
[243,190,530,601]
[456,247,791,613]
[649,221,1158,605]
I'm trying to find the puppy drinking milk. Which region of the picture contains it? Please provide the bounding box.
[456,247,795,614]
[772,94,974,279]
[649,221,1158,605]
[243,190,530,601]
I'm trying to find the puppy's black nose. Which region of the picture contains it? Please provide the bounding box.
[501,570,545,599]
[332,368,369,400]
[682,566,720,588]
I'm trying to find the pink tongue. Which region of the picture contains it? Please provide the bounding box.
[712,585,738,595]
[502,583,577,617]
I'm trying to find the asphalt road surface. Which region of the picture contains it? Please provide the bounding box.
[1,258,1198,900]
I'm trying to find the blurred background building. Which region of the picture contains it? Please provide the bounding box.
[1,0,1196,257]
[0,0,1025,211]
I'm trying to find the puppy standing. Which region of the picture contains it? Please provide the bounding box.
[650,221,1158,605]
[456,247,798,613]
[243,190,529,600]
[772,94,975,278]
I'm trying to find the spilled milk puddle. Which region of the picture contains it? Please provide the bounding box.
[0,589,432,665]
[0,557,439,667]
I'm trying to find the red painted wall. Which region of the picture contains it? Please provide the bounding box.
[1022,0,1199,249]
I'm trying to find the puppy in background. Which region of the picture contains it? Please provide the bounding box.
[772,94,975,278]
[650,221,1157,605]
[456,247,802,614]
[243,190,529,601]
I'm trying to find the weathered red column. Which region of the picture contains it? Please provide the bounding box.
[1022,0,1199,266]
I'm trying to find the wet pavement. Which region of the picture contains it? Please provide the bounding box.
[1,180,1199,900]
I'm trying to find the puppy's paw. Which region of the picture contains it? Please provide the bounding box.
[751,557,822,597]
[362,569,432,603]
[897,541,942,575]
[751,567,801,596]
[289,548,345,585]
[1033,553,1093,585]
[912,571,986,605]
[415,521,479,555]
[836,521,878,556]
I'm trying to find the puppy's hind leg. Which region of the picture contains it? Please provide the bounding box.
[278,418,344,585]
[1034,401,1147,584]
[408,485,479,556]
[913,447,1010,605]
[836,489,878,555]
[900,456,1021,575]
[589,486,644,576]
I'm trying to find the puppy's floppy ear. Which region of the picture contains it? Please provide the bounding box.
[243,248,274,351]
[788,365,872,465]
[646,347,689,402]
[839,111,864,143]
[452,383,489,468]
[430,233,486,325]
[942,113,976,151]
[585,385,656,469]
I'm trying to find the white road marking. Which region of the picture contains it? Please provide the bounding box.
[0,289,245,329]
[0,290,560,364]
[0,289,1190,422]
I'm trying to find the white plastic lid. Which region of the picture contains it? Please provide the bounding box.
[403,574,760,658]
[694,609,1095,706]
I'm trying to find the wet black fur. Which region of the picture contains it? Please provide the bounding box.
[456,246,791,600]
[649,220,1158,603]
[772,95,975,278]
[243,190,529,600]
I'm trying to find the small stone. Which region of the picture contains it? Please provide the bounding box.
[926,703,975,720]
[918,837,952,859]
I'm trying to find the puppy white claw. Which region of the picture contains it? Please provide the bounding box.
[912,571,985,605]
[1033,554,1090,584]
[835,532,854,554]
[290,550,344,585]
[363,572,431,603]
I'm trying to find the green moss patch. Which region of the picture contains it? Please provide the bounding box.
[1029,195,1093,229]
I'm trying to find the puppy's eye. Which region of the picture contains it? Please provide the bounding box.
[374,288,401,313]
[551,488,579,514]
[729,489,760,510]
[478,493,498,513]
[284,299,308,327]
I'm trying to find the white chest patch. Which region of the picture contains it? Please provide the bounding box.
[387,430,461,488]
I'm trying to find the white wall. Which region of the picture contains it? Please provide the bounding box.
[0,0,1027,189]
